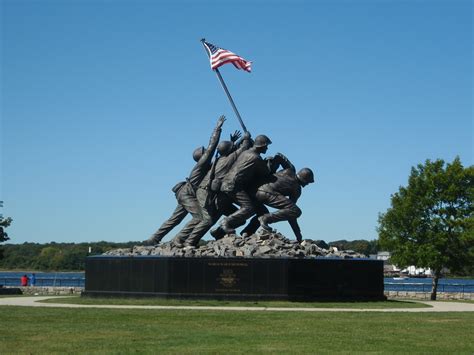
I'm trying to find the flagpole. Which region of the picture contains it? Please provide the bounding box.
[200,38,248,133]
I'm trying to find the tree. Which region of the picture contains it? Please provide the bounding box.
[0,200,13,260]
[34,246,64,270]
[378,157,474,300]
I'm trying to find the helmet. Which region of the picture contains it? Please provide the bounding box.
[193,146,205,162]
[217,141,233,156]
[254,134,272,148]
[297,168,315,184]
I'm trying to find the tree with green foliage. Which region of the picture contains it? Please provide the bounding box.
[0,200,13,260]
[378,157,474,300]
[0,217,12,243]
[0,241,139,271]
[34,246,65,270]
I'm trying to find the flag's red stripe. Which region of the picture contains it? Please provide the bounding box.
[212,57,249,67]
[212,59,251,72]
[212,58,250,68]
[212,55,250,66]
[212,53,242,64]
[211,58,239,69]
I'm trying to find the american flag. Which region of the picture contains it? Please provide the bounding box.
[202,40,252,73]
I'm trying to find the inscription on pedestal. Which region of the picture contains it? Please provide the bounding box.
[208,261,248,293]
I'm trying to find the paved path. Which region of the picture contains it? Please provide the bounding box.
[1,296,473,312]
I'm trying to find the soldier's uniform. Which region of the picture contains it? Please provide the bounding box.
[148,202,188,244]
[184,136,251,246]
[218,145,271,232]
[242,154,313,241]
[256,168,302,223]
[171,119,224,245]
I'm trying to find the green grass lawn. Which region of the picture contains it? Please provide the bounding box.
[40,296,430,308]
[0,306,473,353]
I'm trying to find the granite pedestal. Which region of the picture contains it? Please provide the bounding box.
[83,256,385,301]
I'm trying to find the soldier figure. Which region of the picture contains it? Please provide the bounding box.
[211,134,272,236]
[145,115,225,245]
[183,132,252,246]
[170,116,228,246]
[253,153,315,242]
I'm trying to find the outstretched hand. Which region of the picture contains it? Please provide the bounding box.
[217,115,226,128]
[230,130,242,142]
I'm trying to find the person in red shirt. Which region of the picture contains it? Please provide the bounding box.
[20,274,29,286]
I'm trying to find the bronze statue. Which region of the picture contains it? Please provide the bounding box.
[210,135,272,236]
[145,117,315,246]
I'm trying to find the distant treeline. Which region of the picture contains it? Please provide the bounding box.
[0,241,138,271]
[328,239,379,256]
[0,239,381,271]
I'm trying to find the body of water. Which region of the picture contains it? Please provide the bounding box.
[0,271,85,287]
[1,272,473,293]
[384,277,474,293]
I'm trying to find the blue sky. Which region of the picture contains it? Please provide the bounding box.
[1,0,472,244]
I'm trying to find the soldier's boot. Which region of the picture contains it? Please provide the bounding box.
[240,216,261,237]
[210,226,226,240]
[171,236,185,248]
[143,234,162,246]
[184,235,200,248]
[258,215,274,233]
[220,219,236,235]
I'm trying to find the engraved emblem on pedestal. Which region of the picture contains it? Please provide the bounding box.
[218,269,238,288]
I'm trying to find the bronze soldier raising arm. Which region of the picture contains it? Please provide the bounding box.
[171,115,226,246]
[145,115,225,245]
